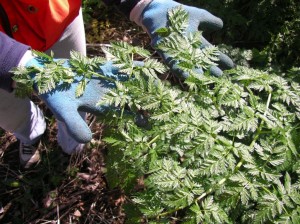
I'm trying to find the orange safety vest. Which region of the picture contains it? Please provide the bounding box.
[0,0,81,51]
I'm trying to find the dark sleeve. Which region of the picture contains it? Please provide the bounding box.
[0,32,30,92]
[102,0,141,17]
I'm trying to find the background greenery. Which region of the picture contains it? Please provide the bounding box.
[83,0,300,70]
[177,0,300,70]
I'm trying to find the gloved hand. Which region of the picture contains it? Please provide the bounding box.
[139,0,234,77]
[26,58,124,143]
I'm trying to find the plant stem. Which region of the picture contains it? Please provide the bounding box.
[90,71,117,82]
[147,135,160,148]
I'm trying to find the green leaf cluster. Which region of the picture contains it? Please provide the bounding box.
[181,0,300,69]
[12,51,107,98]
[101,6,300,223]
[11,6,300,224]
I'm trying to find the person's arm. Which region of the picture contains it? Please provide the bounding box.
[0,32,30,92]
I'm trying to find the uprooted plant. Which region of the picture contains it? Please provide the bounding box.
[13,6,300,224]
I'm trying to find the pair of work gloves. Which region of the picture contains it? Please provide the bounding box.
[26,0,234,143]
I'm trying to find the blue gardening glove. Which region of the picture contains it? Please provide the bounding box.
[26,58,124,143]
[139,0,234,77]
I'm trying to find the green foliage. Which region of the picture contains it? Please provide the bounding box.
[263,17,300,69]
[83,0,300,68]
[82,0,104,23]
[101,6,300,223]
[12,51,107,98]
[12,6,300,223]
[102,40,167,79]
[177,0,300,69]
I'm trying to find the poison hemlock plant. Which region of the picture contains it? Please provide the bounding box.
[12,51,108,98]
[101,6,300,224]
[12,6,300,224]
